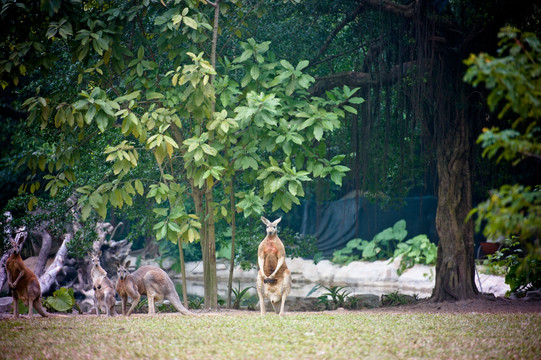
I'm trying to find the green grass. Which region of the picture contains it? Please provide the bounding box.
[1,312,540,359]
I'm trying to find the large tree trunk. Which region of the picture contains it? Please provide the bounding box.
[431,65,479,301]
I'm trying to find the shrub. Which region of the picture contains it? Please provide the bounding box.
[332,220,437,273]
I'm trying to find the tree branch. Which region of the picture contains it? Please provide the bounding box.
[361,0,415,18]
[314,2,364,61]
[310,61,416,96]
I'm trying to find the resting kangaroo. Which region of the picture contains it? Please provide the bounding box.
[115,260,140,316]
[256,216,292,316]
[89,251,116,316]
[6,233,48,318]
[119,264,191,316]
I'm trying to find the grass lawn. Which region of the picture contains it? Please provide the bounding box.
[1,311,540,359]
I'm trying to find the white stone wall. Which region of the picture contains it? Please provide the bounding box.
[153,257,510,299]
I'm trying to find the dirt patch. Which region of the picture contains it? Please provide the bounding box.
[361,297,541,314]
[200,296,541,316]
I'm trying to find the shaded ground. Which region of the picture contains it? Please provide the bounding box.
[0,296,540,320]
[186,296,541,317]
[202,296,541,315]
[362,297,541,314]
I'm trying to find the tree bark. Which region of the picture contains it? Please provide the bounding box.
[177,239,189,308]
[431,90,478,301]
[204,185,218,309]
[227,175,236,308]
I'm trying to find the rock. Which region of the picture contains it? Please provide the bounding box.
[286,296,325,312]
[0,297,12,313]
[475,273,510,297]
[349,294,380,309]
[524,289,541,301]
[314,260,337,283]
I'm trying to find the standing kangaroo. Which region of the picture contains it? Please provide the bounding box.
[89,251,116,316]
[256,216,292,316]
[5,233,48,318]
[119,264,191,316]
[93,276,116,316]
[115,260,140,316]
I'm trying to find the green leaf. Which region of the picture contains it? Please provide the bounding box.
[313,126,324,141]
[348,97,365,104]
[146,92,164,100]
[85,105,97,124]
[296,60,309,71]
[45,287,74,312]
[134,180,144,195]
[183,16,198,30]
[343,105,357,114]
[250,65,260,80]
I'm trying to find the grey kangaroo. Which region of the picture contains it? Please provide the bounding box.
[89,251,116,316]
[93,275,116,316]
[115,260,140,316]
[117,264,191,316]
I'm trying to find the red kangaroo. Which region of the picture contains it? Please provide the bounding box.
[6,233,48,318]
[256,216,292,316]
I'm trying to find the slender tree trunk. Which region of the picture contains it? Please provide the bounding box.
[204,185,218,309]
[190,184,216,309]
[194,0,221,311]
[177,239,189,308]
[227,175,236,308]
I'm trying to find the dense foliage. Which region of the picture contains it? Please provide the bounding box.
[465,28,541,293]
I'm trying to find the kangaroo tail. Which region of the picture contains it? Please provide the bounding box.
[34,299,49,317]
[165,280,191,315]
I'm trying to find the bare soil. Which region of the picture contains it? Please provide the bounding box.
[361,297,541,314]
[188,296,541,316]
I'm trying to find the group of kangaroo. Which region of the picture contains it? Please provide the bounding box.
[4,216,292,318]
[90,251,191,316]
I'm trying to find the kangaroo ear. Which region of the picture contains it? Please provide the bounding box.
[261,217,270,225]
[272,217,282,226]
[97,250,102,257]
[125,260,131,268]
